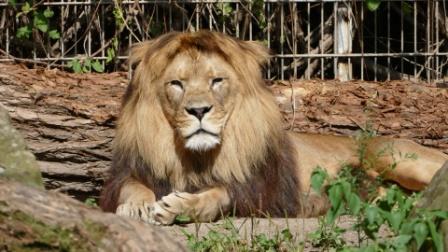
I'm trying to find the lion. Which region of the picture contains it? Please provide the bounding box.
[100,31,448,225]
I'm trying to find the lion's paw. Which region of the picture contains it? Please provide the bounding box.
[151,191,198,225]
[116,201,156,224]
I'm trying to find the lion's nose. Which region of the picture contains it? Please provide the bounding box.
[185,106,212,120]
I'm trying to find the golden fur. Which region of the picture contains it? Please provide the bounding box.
[100,31,448,225]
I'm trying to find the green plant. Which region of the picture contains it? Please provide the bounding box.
[68,58,104,73]
[15,1,60,40]
[84,197,98,208]
[310,165,448,252]
[366,0,381,12]
[307,127,448,251]
[182,217,299,252]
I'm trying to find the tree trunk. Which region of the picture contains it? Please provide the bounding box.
[0,179,186,251]
[0,63,447,202]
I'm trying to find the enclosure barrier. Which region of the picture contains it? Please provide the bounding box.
[0,0,447,83]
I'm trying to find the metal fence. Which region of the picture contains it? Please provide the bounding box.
[0,0,447,83]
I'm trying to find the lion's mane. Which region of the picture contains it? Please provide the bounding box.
[100,31,302,216]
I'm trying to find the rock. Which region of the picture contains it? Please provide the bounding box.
[416,161,448,250]
[0,105,43,188]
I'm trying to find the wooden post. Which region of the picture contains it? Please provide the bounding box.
[336,4,353,81]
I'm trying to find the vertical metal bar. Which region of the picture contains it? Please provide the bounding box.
[387,1,390,81]
[5,11,9,56]
[87,0,92,57]
[196,2,199,31]
[209,3,212,31]
[320,2,324,80]
[61,0,66,67]
[74,3,78,55]
[249,0,252,41]
[361,1,364,81]
[288,3,298,79]
[400,0,404,78]
[280,3,284,80]
[222,2,225,33]
[169,1,173,32]
[427,0,431,82]
[436,0,440,81]
[414,0,417,78]
[128,1,133,79]
[182,1,186,31]
[293,2,297,79]
[348,2,352,80]
[374,6,377,81]
[267,2,271,79]
[306,1,310,80]
[235,3,239,38]
[333,2,337,79]
[101,4,105,68]
[32,0,37,68]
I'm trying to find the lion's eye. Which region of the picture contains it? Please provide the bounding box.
[169,80,183,90]
[211,78,224,86]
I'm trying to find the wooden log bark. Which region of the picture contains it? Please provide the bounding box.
[0,179,186,251]
[0,63,447,202]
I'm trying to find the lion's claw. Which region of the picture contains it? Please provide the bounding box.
[116,201,155,224]
[150,191,197,225]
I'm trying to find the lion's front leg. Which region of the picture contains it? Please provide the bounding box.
[151,187,230,225]
[115,178,157,223]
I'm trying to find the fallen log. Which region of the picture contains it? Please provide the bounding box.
[0,63,447,201]
[0,179,186,251]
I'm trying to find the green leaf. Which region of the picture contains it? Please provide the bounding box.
[16,26,32,39]
[48,29,60,40]
[91,60,104,73]
[366,0,381,12]
[392,234,412,249]
[68,59,82,73]
[106,48,115,63]
[348,193,361,215]
[84,197,97,207]
[311,167,327,194]
[326,184,345,224]
[413,222,429,250]
[430,210,448,220]
[366,206,379,225]
[43,8,54,18]
[280,229,293,241]
[400,221,415,234]
[82,58,92,73]
[33,12,48,33]
[175,214,191,223]
[341,181,352,201]
[21,1,32,14]
[328,183,343,208]
[387,211,404,233]
[427,220,444,252]
[8,0,17,7]
[402,2,413,16]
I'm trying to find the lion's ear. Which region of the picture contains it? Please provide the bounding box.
[128,41,153,67]
[128,40,154,66]
[128,32,181,67]
[240,40,271,66]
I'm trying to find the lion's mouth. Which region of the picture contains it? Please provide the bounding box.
[184,129,220,151]
[185,129,219,139]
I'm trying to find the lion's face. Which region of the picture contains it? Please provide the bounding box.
[158,51,239,152]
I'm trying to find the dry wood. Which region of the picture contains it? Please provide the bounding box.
[0,63,446,202]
